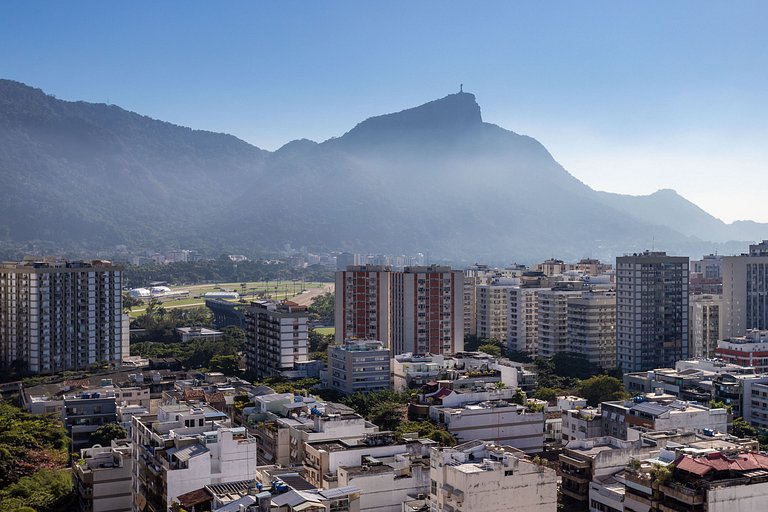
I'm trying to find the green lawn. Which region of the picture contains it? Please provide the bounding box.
[127,280,332,318]
[313,327,335,336]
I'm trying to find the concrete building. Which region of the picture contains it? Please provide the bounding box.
[303,433,433,490]
[657,452,768,512]
[476,278,516,342]
[131,404,255,512]
[392,266,464,356]
[335,265,464,356]
[600,398,728,440]
[65,392,119,451]
[428,440,557,512]
[560,431,702,508]
[715,329,768,372]
[245,300,309,379]
[74,439,132,512]
[430,401,544,453]
[561,407,602,443]
[507,285,542,354]
[689,294,725,359]
[337,452,430,512]
[723,240,768,337]
[537,284,584,358]
[463,265,492,338]
[616,251,689,372]
[205,298,247,330]
[335,266,393,345]
[568,291,616,368]
[175,327,224,343]
[392,353,445,391]
[328,340,391,395]
[0,258,126,374]
[691,253,723,280]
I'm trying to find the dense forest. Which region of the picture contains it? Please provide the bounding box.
[0,401,73,511]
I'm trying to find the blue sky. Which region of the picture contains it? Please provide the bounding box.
[2,1,766,222]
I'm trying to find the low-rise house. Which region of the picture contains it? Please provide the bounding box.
[429,440,557,512]
[337,451,431,512]
[561,407,602,443]
[601,398,728,440]
[131,403,256,512]
[430,400,544,453]
[74,439,133,512]
[328,340,391,395]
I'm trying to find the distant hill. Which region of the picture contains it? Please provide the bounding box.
[0,79,764,261]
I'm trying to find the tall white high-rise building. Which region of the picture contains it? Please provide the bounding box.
[568,290,616,368]
[0,258,125,374]
[689,294,724,359]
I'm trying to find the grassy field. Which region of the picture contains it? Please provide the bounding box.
[313,327,335,336]
[128,280,331,318]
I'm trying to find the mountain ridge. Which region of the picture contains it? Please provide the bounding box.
[0,79,765,261]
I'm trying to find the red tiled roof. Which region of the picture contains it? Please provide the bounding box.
[183,389,205,401]
[675,452,768,477]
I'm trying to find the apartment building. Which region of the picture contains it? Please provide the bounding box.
[722,240,768,337]
[328,340,391,395]
[430,400,544,453]
[303,433,433,490]
[568,291,616,368]
[335,265,463,356]
[537,283,584,358]
[600,398,728,440]
[0,258,126,374]
[131,404,255,512]
[245,300,308,379]
[689,294,725,359]
[715,329,768,372]
[507,284,542,354]
[616,252,689,372]
[428,440,557,512]
[476,278,516,342]
[74,439,132,512]
[337,452,430,512]
[335,266,392,345]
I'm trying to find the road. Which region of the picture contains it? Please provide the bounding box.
[289,283,334,306]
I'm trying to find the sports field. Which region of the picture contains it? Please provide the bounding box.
[128,280,333,317]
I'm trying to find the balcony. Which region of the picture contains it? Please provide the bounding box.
[658,482,705,506]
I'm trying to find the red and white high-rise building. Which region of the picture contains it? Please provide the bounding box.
[335,265,463,355]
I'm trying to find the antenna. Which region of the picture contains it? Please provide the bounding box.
[460,83,463,93]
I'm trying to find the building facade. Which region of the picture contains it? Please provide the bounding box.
[245,300,309,379]
[689,294,725,359]
[328,340,391,395]
[428,441,557,512]
[0,258,125,374]
[723,241,768,338]
[616,252,689,372]
[335,265,463,356]
[568,291,616,369]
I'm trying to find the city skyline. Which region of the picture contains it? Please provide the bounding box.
[2,1,767,224]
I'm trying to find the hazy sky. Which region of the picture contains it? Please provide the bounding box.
[2,1,766,223]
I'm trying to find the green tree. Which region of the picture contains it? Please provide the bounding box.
[369,402,405,431]
[477,343,501,357]
[510,388,527,405]
[308,292,335,325]
[89,423,128,447]
[209,354,241,376]
[576,375,627,406]
[533,387,562,403]
[0,468,73,512]
[731,417,757,438]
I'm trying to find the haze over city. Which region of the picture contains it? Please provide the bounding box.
[2,0,767,223]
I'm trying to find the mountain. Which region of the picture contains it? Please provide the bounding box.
[0,79,764,262]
